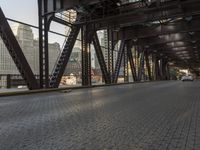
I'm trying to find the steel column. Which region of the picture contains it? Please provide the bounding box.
[138,51,145,81]
[152,54,159,80]
[108,29,118,82]
[6,74,11,89]
[155,56,161,80]
[166,64,171,80]
[124,44,129,83]
[112,40,126,83]
[160,59,169,80]
[145,52,152,81]
[93,32,111,84]
[38,0,51,88]
[107,29,111,75]
[127,41,137,81]
[81,25,93,86]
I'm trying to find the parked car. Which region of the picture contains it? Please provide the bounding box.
[181,75,194,81]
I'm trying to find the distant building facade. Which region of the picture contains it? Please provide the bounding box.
[0,23,60,75]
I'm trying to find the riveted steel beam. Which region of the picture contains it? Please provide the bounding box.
[0,8,39,90]
[127,40,137,81]
[112,40,126,83]
[93,32,111,84]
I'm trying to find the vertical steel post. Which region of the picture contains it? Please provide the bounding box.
[6,74,11,89]
[155,56,161,80]
[107,29,111,75]
[161,59,168,80]
[160,58,164,80]
[124,44,129,82]
[38,0,50,88]
[38,0,44,88]
[81,25,92,86]
[145,52,152,80]
[138,51,145,81]
[152,54,156,80]
[127,41,137,81]
[112,40,125,83]
[166,63,170,80]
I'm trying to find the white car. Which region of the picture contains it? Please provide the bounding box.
[181,75,194,81]
[17,85,27,89]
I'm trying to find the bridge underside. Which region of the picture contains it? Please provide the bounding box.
[0,0,200,89]
[0,81,200,149]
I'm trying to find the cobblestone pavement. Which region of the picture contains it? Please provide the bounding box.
[0,81,200,150]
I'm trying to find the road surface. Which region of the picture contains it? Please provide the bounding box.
[0,81,200,150]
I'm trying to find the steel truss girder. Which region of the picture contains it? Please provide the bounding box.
[159,47,196,53]
[160,58,168,80]
[124,45,129,83]
[0,8,39,90]
[149,42,199,50]
[38,0,52,88]
[145,52,152,81]
[81,25,94,86]
[107,29,112,77]
[40,0,110,14]
[49,25,80,88]
[166,64,170,80]
[118,18,200,40]
[127,40,137,81]
[136,33,200,46]
[138,51,145,81]
[112,40,126,83]
[95,0,200,29]
[52,16,73,27]
[93,32,111,84]
[153,55,161,80]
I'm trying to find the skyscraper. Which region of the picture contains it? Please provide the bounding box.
[0,23,60,75]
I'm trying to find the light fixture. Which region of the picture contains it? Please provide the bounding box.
[116,2,121,6]
[185,16,193,21]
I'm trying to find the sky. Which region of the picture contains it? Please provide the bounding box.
[0,0,38,25]
[0,0,76,58]
[0,0,70,45]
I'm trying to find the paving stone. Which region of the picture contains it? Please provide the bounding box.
[0,81,200,150]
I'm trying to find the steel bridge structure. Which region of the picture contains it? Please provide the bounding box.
[1,0,200,90]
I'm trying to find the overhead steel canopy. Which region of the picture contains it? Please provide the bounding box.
[42,0,200,66]
[36,0,200,87]
[1,0,199,90]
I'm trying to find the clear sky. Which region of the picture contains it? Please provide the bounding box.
[0,0,38,25]
[0,0,67,44]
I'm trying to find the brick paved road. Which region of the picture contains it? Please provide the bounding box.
[0,81,200,150]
